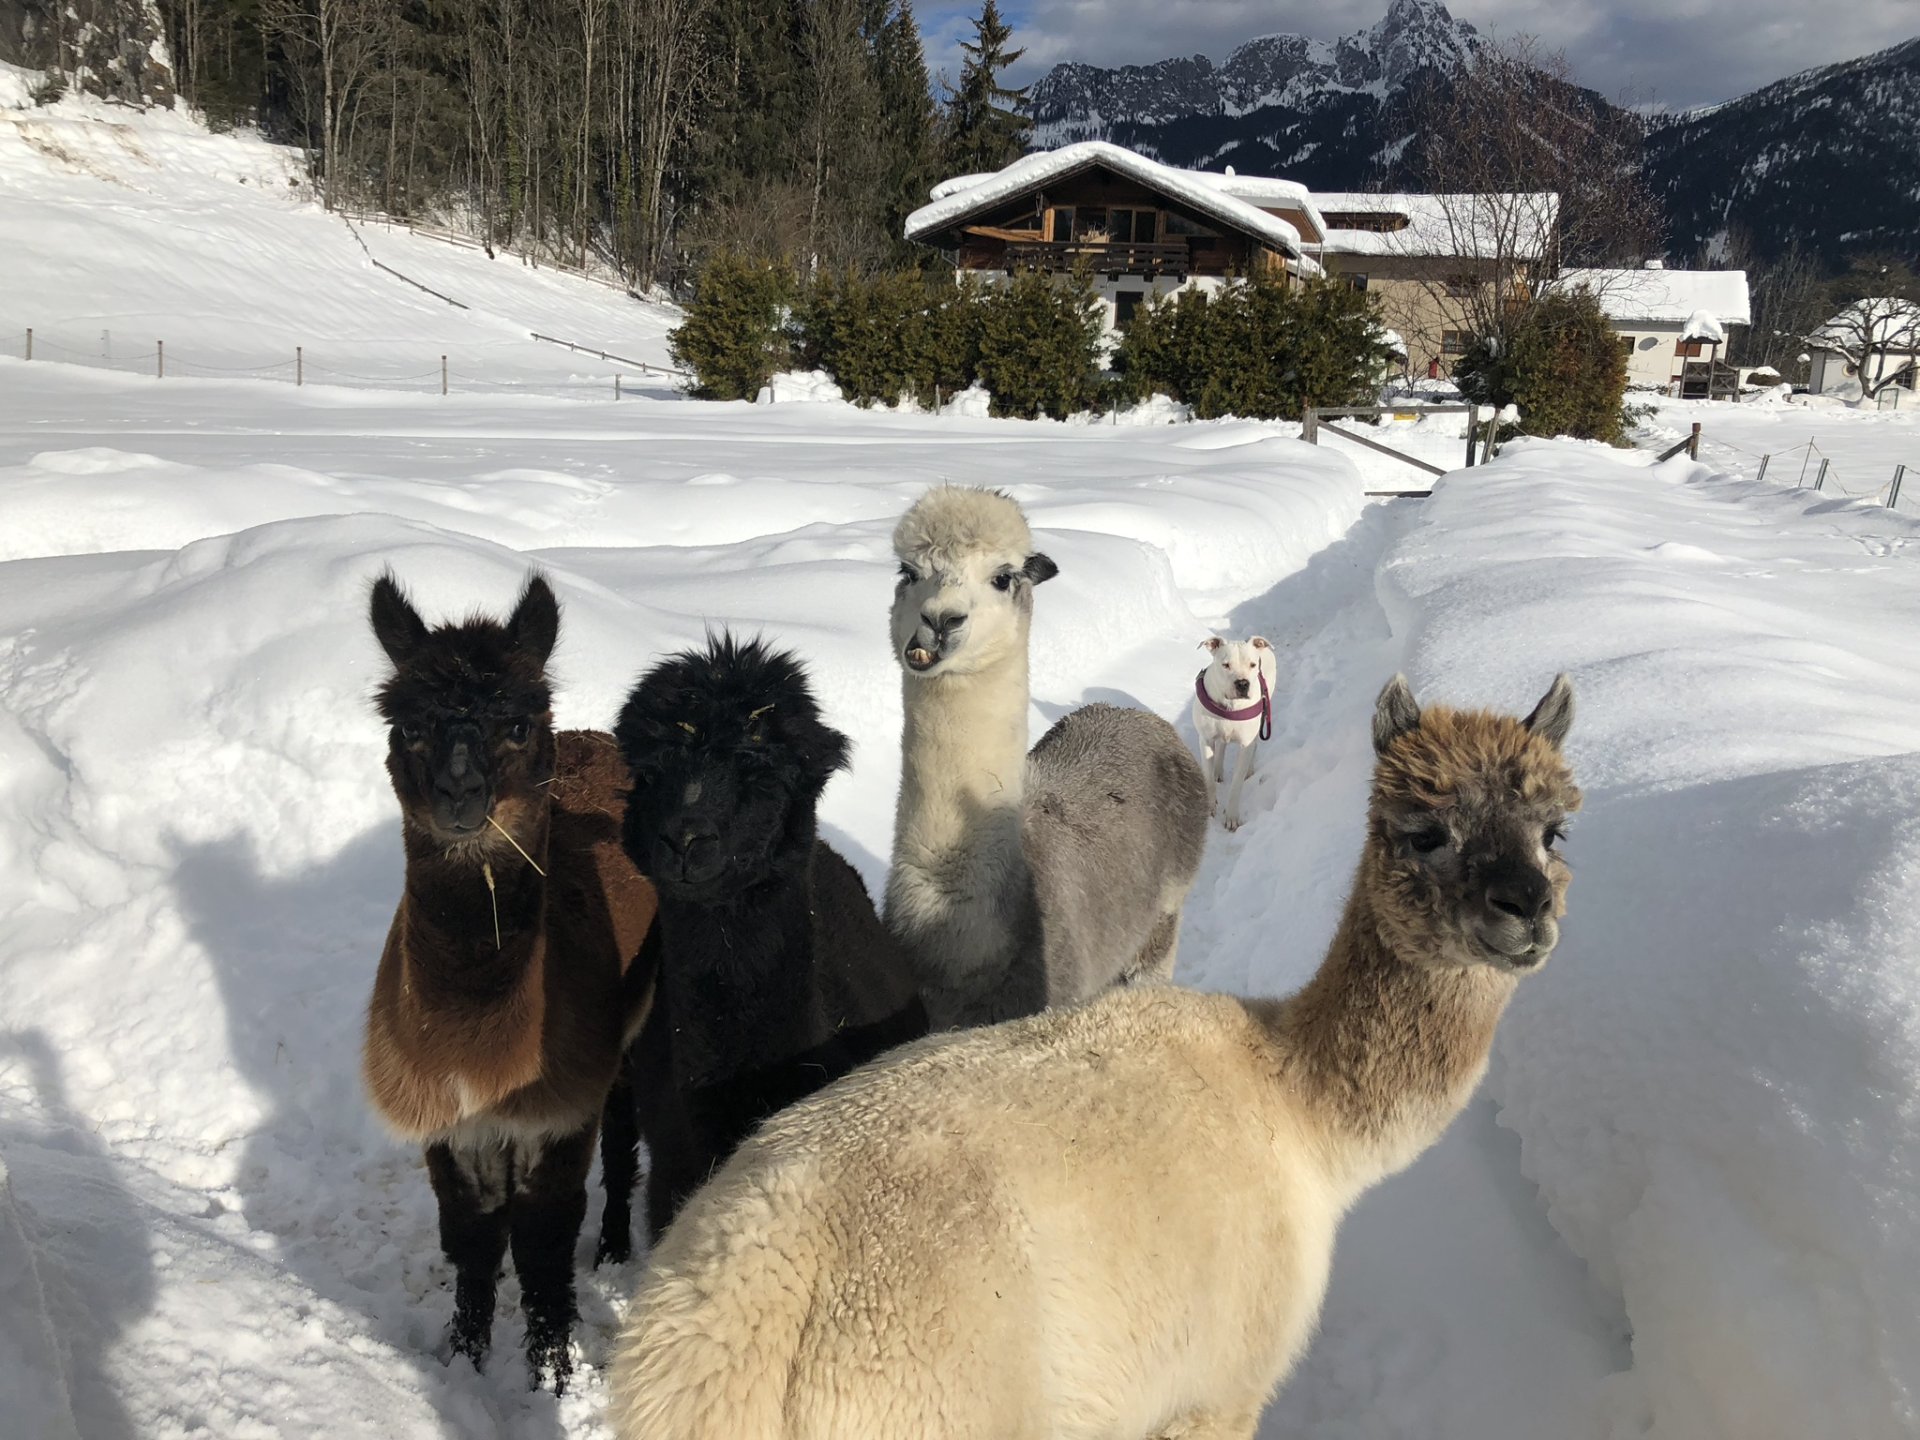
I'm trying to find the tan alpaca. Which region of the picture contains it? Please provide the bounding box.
[608,673,1581,1440]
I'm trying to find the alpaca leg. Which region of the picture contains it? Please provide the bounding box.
[509,1121,597,1393]
[1127,907,1183,986]
[426,1141,511,1372]
[1223,739,1259,833]
[594,1058,639,1267]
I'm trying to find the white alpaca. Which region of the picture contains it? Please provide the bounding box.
[882,485,1209,1028]
[608,674,1581,1440]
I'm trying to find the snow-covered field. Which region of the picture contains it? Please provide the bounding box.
[4,79,1919,1440]
[1640,393,1920,514]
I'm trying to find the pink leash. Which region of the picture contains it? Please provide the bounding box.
[1195,668,1272,741]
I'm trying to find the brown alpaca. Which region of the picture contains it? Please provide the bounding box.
[608,673,1581,1440]
[363,572,657,1393]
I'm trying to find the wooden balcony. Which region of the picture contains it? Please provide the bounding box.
[1002,240,1192,279]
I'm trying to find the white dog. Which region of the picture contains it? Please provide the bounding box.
[1192,635,1277,831]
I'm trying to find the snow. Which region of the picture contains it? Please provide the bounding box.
[1559,267,1753,327]
[6,82,1920,1440]
[1310,190,1560,260]
[906,141,1305,257]
[1633,393,1920,513]
[1682,308,1727,343]
[1810,298,1920,349]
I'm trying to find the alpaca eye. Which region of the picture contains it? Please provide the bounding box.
[506,719,530,744]
[398,721,423,743]
[992,571,1014,592]
[1409,828,1449,854]
[1545,824,1567,849]
[896,564,917,586]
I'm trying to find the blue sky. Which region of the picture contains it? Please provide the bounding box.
[916,0,1918,111]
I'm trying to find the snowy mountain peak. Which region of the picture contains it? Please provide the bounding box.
[1027,1,1479,146]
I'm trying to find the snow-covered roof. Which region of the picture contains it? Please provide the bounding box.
[928,172,997,202]
[1682,308,1726,344]
[1306,190,1560,260]
[1808,298,1920,350]
[907,142,1303,258]
[1558,267,1751,327]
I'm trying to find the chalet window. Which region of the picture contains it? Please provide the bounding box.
[1620,336,1635,356]
[1441,329,1468,356]
[1345,273,1369,291]
[1443,274,1477,298]
[1161,212,1216,238]
[1077,207,1110,240]
[1114,291,1145,329]
[1049,206,1074,242]
[1676,340,1704,357]
[1108,209,1157,244]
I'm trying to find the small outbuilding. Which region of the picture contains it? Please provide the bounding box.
[1557,262,1751,395]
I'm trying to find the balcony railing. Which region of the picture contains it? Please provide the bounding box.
[1001,240,1193,278]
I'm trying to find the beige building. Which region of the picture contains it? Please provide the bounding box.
[1558,263,1751,395]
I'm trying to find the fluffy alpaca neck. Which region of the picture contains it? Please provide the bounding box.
[887,649,1035,997]
[654,856,825,1090]
[1262,853,1516,1197]
[398,812,553,1008]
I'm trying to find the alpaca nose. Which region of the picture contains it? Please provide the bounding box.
[1486,870,1551,923]
[920,610,967,640]
[659,819,723,885]
[433,740,489,830]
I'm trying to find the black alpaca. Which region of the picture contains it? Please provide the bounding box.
[614,633,928,1239]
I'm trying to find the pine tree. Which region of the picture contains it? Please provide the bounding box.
[871,2,937,254]
[944,0,1030,176]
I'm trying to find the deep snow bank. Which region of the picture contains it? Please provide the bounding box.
[0,370,1365,1435]
[1380,442,1920,1438]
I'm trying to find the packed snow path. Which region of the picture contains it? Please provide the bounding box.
[2,363,1918,1438]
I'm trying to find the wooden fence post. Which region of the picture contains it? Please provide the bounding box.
[1813,458,1829,491]
[615,373,621,401]
[296,346,303,386]
[1755,454,1769,484]
[1890,465,1906,509]
[1687,422,1701,460]
[157,340,164,378]
[1464,418,1478,467]
[441,355,448,396]
[24,328,31,361]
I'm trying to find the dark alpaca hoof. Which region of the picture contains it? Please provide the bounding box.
[447,1315,491,1373]
[525,1326,574,1394]
[593,1227,633,1268]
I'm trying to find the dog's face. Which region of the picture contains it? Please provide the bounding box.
[1200,636,1273,702]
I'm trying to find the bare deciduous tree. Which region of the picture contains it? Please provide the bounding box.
[1404,36,1665,351]
[1813,255,1920,403]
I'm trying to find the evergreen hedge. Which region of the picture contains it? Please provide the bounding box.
[1452,289,1629,443]
[669,253,796,401]
[1115,275,1390,420]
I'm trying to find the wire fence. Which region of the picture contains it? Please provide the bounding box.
[1681,430,1920,515]
[4,323,689,400]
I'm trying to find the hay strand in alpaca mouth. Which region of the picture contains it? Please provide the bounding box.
[486,813,547,877]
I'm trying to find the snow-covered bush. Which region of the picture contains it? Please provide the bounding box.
[1452,288,1629,443]
[1113,275,1388,420]
[669,252,796,400]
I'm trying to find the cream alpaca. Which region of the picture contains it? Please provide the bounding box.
[609,672,1581,1440]
[884,485,1208,1027]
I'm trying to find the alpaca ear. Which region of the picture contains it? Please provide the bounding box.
[1372,674,1421,756]
[1250,636,1271,650]
[1023,553,1059,585]
[797,718,852,779]
[1199,637,1224,652]
[508,574,560,666]
[1523,673,1575,748]
[369,572,429,666]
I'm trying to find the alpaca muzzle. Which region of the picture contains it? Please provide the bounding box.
[905,611,967,672]
[430,732,492,833]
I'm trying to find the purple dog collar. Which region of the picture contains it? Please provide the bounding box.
[1195,667,1272,741]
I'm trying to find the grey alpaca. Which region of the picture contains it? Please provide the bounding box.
[885,485,1209,1028]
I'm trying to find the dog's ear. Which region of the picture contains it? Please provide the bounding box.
[1199,636,1224,652]
[1250,636,1271,650]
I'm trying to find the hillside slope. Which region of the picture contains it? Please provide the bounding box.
[0,63,680,389]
